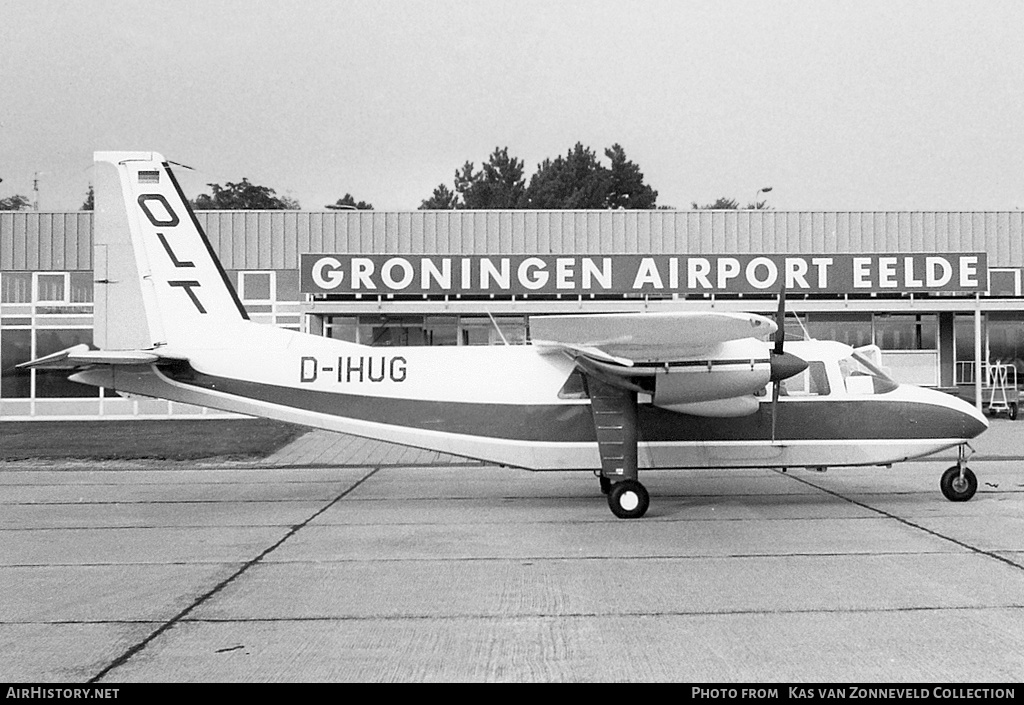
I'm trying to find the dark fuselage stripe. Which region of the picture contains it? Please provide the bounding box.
[161,364,986,444]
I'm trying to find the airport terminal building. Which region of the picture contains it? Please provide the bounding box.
[1,208,1022,419]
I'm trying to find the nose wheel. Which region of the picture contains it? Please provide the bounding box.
[608,480,650,519]
[940,445,978,502]
[940,465,977,502]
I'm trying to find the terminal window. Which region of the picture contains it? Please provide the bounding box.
[1,273,32,304]
[34,273,68,304]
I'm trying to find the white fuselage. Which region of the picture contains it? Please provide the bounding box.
[73,326,988,471]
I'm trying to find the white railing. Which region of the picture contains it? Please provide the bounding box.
[956,360,1019,388]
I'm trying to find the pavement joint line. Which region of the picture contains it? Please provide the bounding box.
[0,502,1014,522]
[777,470,1024,574]
[0,499,349,507]
[179,605,1024,622]
[0,514,997,529]
[2,548,1003,568]
[0,461,484,470]
[6,603,1024,627]
[177,602,1024,621]
[86,465,382,684]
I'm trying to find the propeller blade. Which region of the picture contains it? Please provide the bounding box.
[771,380,780,442]
[774,281,786,356]
[771,281,788,443]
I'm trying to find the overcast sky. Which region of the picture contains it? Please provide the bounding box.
[2,0,1022,212]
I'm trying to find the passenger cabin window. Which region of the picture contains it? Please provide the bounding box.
[780,361,830,396]
[840,352,899,395]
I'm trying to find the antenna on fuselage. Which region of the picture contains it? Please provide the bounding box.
[486,311,509,346]
[791,307,812,341]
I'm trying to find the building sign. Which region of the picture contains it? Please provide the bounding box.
[301,253,988,296]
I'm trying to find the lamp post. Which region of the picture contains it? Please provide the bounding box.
[754,186,773,209]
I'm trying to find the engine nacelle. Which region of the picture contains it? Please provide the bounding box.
[658,395,760,417]
[651,338,772,406]
[653,365,770,405]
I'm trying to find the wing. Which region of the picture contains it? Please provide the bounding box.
[532,311,777,416]
[531,310,776,363]
[537,312,781,491]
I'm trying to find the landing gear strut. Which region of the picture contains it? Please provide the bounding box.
[583,374,649,518]
[940,444,977,502]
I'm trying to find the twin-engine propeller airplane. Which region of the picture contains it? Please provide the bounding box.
[21,152,990,518]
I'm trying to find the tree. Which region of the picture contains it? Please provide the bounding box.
[328,193,373,210]
[692,197,740,210]
[0,194,31,211]
[81,185,94,211]
[422,142,661,210]
[191,178,300,210]
[524,143,609,209]
[419,184,459,210]
[693,197,771,210]
[603,144,658,209]
[454,147,527,209]
[524,143,658,209]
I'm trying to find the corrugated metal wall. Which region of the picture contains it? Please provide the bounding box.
[3,210,1023,271]
[0,212,93,270]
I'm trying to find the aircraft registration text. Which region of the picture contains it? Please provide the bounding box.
[300,356,407,384]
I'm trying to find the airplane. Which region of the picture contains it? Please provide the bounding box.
[20,152,989,519]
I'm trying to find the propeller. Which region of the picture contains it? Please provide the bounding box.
[769,283,808,442]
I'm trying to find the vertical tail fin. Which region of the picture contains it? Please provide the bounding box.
[93,152,248,351]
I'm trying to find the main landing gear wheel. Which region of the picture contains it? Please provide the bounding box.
[608,480,649,519]
[940,465,977,502]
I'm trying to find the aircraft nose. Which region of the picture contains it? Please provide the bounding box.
[929,387,989,440]
[959,397,990,439]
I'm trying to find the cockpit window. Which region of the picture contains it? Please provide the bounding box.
[840,352,898,394]
[780,361,831,396]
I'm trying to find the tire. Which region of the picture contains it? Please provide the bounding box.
[608,480,650,519]
[940,466,977,502]
[1009,403,1018,421]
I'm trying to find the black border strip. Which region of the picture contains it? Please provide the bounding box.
[162,161,250,320]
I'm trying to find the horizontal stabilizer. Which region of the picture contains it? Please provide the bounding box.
[16,344,184,370]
